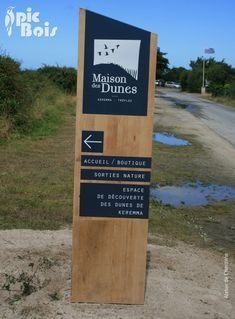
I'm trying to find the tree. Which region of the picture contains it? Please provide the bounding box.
[164,67,187,83]
[187,57,235,93]
[156,50,169,79]
[179,69,190,91]
[207,60,234,85]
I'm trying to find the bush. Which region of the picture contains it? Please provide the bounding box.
[186,70,202,93]
[0,54,76,140]
[208,83,224,97]
[208,82,235,98]
[225,82,235,99]
[0,55,33,136]
[20,70,51,98]
[179,70,189,91]
[38,65,77,94]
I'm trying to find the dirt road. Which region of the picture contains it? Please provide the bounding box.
[0,230,234,319]
[159,88,235,147]
[155,88,235,177]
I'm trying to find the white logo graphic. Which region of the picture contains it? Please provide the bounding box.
[5,6,15,37]
[94,39,141,80]
[4,7,58,38]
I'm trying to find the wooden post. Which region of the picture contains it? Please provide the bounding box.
[72,9,157,304]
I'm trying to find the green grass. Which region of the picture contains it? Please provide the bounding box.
[149,127,235,252]
[149,200,204,246]
[26,86,76,139]
[0,92,76,229]
[149,199,235,253]
[151,133,204,185]
[0,84,76,142]
[151,126,235,186]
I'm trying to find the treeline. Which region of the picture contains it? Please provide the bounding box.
[157,51,235,98]
[0,54,77,139]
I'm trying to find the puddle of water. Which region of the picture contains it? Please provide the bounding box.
[150,182,235,207]
[153,132,191,146]
[175,103,203,118]
[159,95,205,118]
[175,102,188,109]
[176,103,196,113]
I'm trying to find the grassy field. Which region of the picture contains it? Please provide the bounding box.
[150,128,235,252]
[0,99,234,252]
[0,93,76,229]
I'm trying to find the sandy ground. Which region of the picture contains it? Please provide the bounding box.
[0,229,234,319]
[155,91,235,176]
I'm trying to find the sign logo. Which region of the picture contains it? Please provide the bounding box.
[91,39,141,97]
[4,7,58,38]
[82,10,150,116]
[94,40,141,80]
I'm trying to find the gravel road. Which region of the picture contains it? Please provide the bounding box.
[159,88,235,147]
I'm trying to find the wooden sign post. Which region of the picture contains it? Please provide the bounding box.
[72,9,157,304]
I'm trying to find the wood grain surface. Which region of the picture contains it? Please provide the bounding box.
[72,9,157,304]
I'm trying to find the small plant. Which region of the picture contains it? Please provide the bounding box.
[1,270,38,297]
[18,272,37,296]
[2,274,17,292]
[1,256,56,301]
[49,291,62,301]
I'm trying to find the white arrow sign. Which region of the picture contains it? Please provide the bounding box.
[84,134,102,149]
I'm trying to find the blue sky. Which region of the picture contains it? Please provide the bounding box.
[0,0,234,69]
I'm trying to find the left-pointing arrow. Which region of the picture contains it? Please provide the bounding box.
[84,134,102,149]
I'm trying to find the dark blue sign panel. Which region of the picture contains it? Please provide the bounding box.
[81,155,152,168]
[83,10,150,116]
[81,169,150,182]
[80,183,149,218]
[81,131,104,153]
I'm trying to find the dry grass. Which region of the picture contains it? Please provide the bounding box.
[203,96,235,108]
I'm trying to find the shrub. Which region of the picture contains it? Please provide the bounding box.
[20,70,51,98]
[0,54,76,140]
[179,70,189,91]
[208,83,224,97]
[186,70,202,93]
[208,82,235,98]
[0,54,33,136]
[226,82,235,98]
[38,65,77,94]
